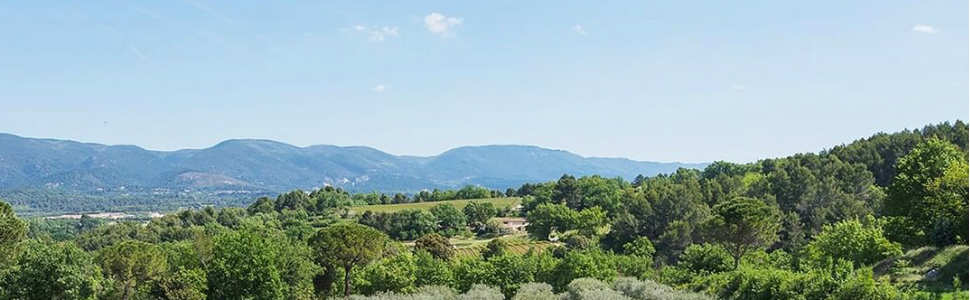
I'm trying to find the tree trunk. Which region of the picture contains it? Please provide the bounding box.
[344,266,354,298]
[315,266,337,297]
[344,265,353,298]
[121,280,132,300]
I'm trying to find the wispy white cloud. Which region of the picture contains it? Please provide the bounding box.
[424,13,462,37]
[371,27,399,41]
[76,12,152,64]
[730,85,746,91]
[124,2,165,21]
[911,24,937,34]
[197,32,246,55]
[126,45,152,64]
[372,85,388,92]
[341,25,399,42]
[573,24,587,35]
[183,0,235,25]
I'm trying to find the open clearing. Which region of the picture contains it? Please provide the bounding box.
[875,245,968,292]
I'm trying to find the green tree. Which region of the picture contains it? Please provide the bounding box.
[703,197,781,269]
[99,240,167,300]
[207,230,284,300]
[0,199,27,267]
[803,217,901,269]
[354,250,416,295]
[457,185,492,199]
[309,223,388,297]
[486,253,534,297]
[414,250,455,287]
[463,202,498,233]
[676,243,733,274]
[551,250,617,291]
[482,238,509,259]
[885,138,969,246]
[1,241,102,300]
[622,237,655,260]
[574,206,607,237]
[415,233,455,260]
[552,174,583,209]
[275,190,313,212]
[430,204,467,237]
[247,196,276,215]
[388,209,438,240]
[525,203,576,240]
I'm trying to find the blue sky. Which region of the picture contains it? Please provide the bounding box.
[0,1,966,163]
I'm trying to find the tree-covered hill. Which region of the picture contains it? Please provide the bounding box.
[1,120,966,299]
[0,134,705,214]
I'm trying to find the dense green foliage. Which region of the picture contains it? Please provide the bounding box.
[0,121,967,299]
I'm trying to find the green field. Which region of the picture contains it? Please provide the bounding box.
[453,236,556,257]
[350,197,520,214]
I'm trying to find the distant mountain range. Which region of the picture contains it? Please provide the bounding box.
[0,133,706,197]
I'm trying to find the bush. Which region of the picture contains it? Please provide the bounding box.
[459,284,505,300]
[612,277,714,300]
[511,283,557,300]
[803,217,902,269]
[567,278,610,300]
[415,233,455,260]
[829,269,900,300]
[677,244,733,274]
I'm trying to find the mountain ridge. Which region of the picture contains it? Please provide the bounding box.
[0,133,707,196]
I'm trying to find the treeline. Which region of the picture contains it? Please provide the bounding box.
[2,188,260,216]
[4,177,509,216]
[0,121,967,300]
[358,201,517,240]
[245,184,509,213]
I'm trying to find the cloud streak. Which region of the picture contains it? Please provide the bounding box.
[911,24,937,34]
[183,0,235,25]
[341,25,399,42]
[77,12,152,64]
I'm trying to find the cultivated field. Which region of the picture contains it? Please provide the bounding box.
[453,235,557,257]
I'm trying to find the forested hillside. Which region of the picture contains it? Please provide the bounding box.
[0,121,966,299]
[0,135,704,214]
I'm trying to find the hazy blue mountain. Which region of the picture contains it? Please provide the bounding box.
[0,133,706,195]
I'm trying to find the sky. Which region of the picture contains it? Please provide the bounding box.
[0,1,967,163]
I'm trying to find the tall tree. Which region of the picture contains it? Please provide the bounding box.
[525,203,576,240]
[1,241,103,300]
[414,233,455,260]
[309,223,388,297]
[0,199,26,267]
[99,240,167,300]
[463,202,498,233]
[885,138,969,246]
[703,197,781,269]
[207,230,284,300]
[430,203,467,237]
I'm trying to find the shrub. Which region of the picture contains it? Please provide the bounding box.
[677,244,733,274]
[567,278,610,300]
[803,217,902,269]
[459,284,505,300]
[612,277,714,300]
[829,269,900,300]
[511,283,558,300]
[415,233,455,260]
